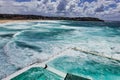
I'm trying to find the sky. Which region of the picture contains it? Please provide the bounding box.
[0,0,120,21]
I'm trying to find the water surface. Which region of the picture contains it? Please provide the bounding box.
[0,21,120,79]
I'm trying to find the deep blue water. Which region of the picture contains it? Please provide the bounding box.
[0,21,120,80]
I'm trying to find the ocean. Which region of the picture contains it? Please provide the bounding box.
[0,21,120,80]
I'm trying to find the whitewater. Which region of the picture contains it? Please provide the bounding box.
[0,21,120,80]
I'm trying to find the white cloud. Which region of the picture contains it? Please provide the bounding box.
[0,0,120,20]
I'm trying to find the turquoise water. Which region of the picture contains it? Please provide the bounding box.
[0,21,120,79]
[11,67,63,80]
[48,50,120,80]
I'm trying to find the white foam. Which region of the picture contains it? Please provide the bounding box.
[1,21,120,79]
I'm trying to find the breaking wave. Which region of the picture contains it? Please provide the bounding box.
[0,21,120,79]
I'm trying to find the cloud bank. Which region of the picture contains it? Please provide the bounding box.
[0,0,120,20]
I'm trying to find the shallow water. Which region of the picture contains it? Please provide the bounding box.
[48,49,120,80]
[11,67,63,80]
[0,21,120,79]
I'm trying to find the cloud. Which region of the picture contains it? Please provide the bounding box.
[0,0,120,20]
[95,5,104,12]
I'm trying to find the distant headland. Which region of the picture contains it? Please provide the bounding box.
[0,14,104,22]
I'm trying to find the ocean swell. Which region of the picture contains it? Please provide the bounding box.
[0,21,120,79]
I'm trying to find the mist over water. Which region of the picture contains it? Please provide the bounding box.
[0,21,120,79]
